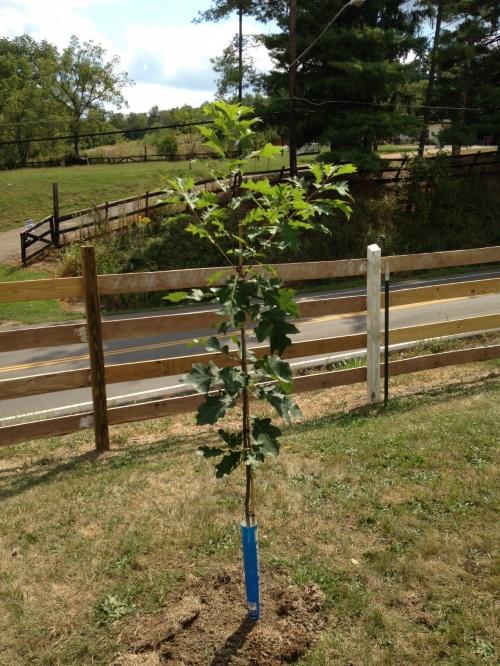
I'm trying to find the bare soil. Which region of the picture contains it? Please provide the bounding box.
[116,568,326,665]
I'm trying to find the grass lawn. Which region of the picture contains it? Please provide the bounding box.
[0,264,83,325]
[377,144,418,154]
[0,361,498,664]
[0,153,299,233]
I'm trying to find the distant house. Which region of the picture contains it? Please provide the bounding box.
[297,142,320,155]
[427,120,452,146]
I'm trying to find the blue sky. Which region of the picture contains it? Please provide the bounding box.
[0,0,274,112]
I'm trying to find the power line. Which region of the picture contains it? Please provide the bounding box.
[272,96,486,112]
[0,98,495,149]
[0,119,212,148]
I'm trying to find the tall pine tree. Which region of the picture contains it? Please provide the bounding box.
[261,0,425,153]
[431,0,500,153]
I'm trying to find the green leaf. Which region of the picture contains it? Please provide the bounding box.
[215,451,242,478]
[219,366,247,396]
[257,355,293,393]
[240,178,273,195]
[260,142,283,159]
[251,417,282,457]
[334,164,357,176]
[205,336,229,355]
[255,385,302,422]
[217,429,243,449]
[183,362,219,394]
[276,287,300,317]
[163,291,189,303]
[254,314,299,356]
[196,394,234,425]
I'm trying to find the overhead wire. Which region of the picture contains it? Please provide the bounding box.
[0,119,213,147]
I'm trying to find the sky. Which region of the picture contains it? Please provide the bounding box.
[0,0,275,113]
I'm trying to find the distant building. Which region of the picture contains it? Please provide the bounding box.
[427,120,452,146]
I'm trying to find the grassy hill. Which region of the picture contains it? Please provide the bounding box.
[0,152,295,233]
[0,361,498,664]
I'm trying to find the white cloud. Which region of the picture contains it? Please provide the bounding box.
[0,1,274,113]
[0,0,116,50]
[123,23,232,89]
[123,83,213,112]
[121,21,272,111]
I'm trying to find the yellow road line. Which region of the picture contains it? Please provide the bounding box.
[0,295,475,375]
[306,296,454,323]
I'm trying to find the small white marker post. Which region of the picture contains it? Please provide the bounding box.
[367,244,382,404]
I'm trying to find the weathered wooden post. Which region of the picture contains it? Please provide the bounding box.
[367,244,381,404]
[81,245,110,451]
[52,182,60,247]
[383,263,390,406]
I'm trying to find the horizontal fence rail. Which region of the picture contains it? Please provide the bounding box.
[1,343,499,447]
[5,245,500,304]
[0,244,499,449]
[3,308,500,403]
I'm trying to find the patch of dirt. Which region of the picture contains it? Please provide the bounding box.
[116,569,326,665]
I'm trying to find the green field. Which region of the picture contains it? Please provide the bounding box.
[0,265,83,324]
[377,144,418,154]
[0,363,498,664]
[0,153,298,233]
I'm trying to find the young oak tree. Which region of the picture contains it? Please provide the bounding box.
[164,101,355,529]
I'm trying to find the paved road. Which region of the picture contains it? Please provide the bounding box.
[0,227,22,264]
[0,270,499,421]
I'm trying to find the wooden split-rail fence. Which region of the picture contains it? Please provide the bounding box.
[19,166,310,266]
[19,149,500,266]
[1,244,499,451]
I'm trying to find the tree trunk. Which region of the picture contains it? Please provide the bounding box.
[418,0,444,158]
[288,0,297,176]
[71,117,81,156]
[452,49,471,158]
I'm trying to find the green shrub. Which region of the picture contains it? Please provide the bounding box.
[155,131,178,156]
[317,148,382,174]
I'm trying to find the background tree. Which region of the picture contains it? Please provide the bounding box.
[211,34,261,100]
[40,36,130,156]
[0,36,58,167]
[197,1,288,101]
[261,0,425,155]
[433,0,500,154]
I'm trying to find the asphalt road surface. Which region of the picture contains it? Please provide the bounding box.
[0,270,498,421]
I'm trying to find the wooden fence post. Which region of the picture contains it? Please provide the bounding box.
[367,243,382,404]
[81,245,110,451]
[52,182,60,247]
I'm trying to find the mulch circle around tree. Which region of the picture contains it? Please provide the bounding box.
[116,568,326,665]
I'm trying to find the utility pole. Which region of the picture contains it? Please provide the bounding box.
[238,4,243,102]
[288,0,298,176]
[288,0,364,176]
[418,0,444,157]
